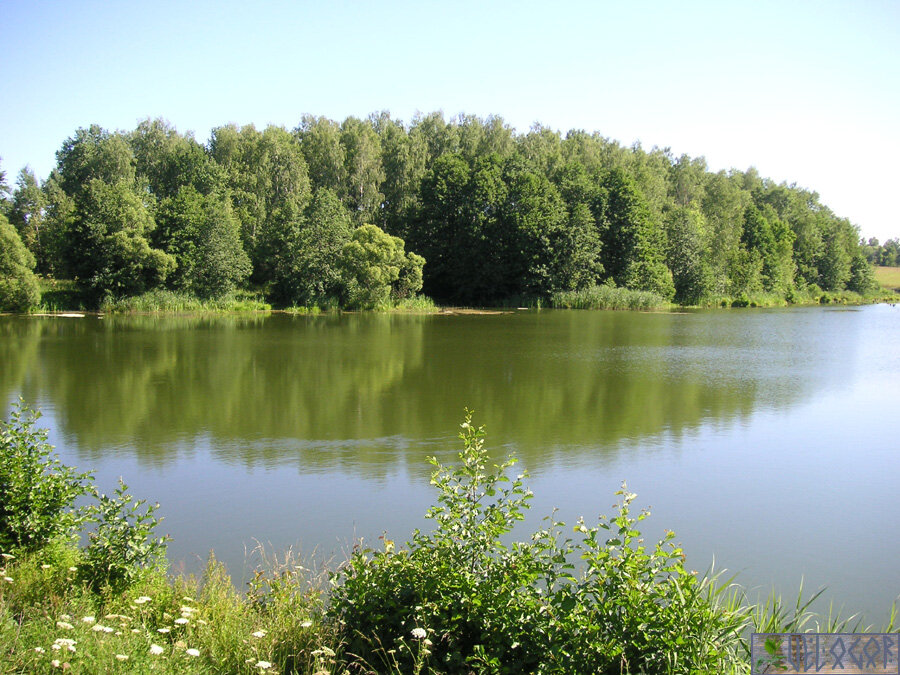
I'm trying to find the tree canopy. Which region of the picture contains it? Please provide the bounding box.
[2,113,887,309]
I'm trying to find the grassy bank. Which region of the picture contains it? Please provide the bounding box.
[2,403,897,674]
[875,265,900,293]
[550,283,894,311]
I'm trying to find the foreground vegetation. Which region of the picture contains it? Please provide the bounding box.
[1,111,893,315]
[2,403,897,674]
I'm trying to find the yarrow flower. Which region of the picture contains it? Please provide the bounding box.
[34,647,46,654]
[410,627,427,639]
[251,630,267,638]
[56,621,74,630]
[256,661,272,670]
[174,617,189,625]
[115,654,128,661]
[52,638,76,653]
[149,644,164,655]
[81,616,95,624]
[186,648,200,657]
[134,596,151,605]
[300,620,313,628]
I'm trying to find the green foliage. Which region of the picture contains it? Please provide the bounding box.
[21,113,891,309]
[0,213,41,312]
[79,479,169,593]
[328,411,743,674]
[99,289,270,313]
[340,224,424,309]
[272,187,352,307]
[551,284,668,310]
[0,401,92,552]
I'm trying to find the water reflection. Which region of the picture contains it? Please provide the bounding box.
[1,309,858,474]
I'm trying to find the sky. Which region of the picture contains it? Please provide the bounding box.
[1,0,898,242]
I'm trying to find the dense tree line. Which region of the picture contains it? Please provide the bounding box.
[861,237,900,267]
[0,113,886,310]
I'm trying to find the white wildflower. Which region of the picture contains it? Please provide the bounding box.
[56,621,74,630]
[410,627,427,639]
[81,616,95,624]
[256,661,272,670]
[50,660,61,668]
[134,596,151,605]
[300,620,313,628]
[157,627,170,634]
[149,643,164,655]
[251,629,267,638]
[115,654,128,661]
[34,647,46,654]
[174,617,189,625]
[186,648,200,657]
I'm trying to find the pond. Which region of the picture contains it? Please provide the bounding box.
[2,304,898,623]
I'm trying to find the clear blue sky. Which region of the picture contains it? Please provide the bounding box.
[2,0,898,241]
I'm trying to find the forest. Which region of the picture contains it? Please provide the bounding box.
[0,112,886,312]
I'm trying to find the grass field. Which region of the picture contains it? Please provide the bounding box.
[875,266,900,292]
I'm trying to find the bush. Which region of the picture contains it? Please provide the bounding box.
[79,479,169,593]
[0,214,41,312]
[0,401,93,553]
[328,411,744,674]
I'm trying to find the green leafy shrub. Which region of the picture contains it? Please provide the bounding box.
[0,400,93,552]
[0,214,41,312]
[328,411,744,674]
[79,479,169,592]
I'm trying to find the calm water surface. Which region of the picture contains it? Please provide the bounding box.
[2,305,898,622]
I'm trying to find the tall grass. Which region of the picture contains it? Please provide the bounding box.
[551,284,669,310]
[100,290,271,314]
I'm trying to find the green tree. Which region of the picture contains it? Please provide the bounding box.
[411,153,476,301]
[8,168,49,271]
[341,117,385,226]
[0,158,11,215]
[341,224,424,309]
[371,112,427,239]
[130,118,220,201]
[296,115,347,196]
[210,124,311,282]
[847,249,877,294]
[0,214,41,312]
[666,206,712,304]
[154,186,250,298]
[499,161,568,297]
[818,220,853,291]
[601,169,673,298]
[77,180,175,299]
[273,188,352,307]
